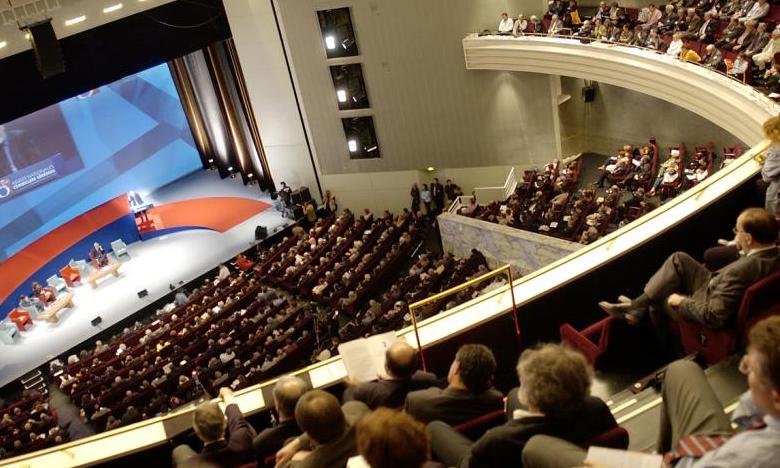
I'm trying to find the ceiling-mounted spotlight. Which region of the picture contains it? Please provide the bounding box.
[337,89,347,102]
[341,37,355,50]
[64,15,86,26]
[348,140,358,152]
[325,35,336,49]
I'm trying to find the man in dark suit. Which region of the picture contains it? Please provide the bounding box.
[693,11,717,43]
[343,341,442,409]
[276,390,369,468]
[427,344,617,468]
[0,124,43,178]
[430,178,445,214]
[405,344,503,426]
[253,376,306,464]
[173,387,256,467]
[600,208,780,350]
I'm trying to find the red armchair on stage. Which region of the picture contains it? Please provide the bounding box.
[59,265,81,287]
[8,309,33,331]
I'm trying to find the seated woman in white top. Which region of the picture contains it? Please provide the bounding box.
[666,32,684,57]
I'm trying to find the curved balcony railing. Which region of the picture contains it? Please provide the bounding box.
[463,33,779,145]
[2,32,778,468]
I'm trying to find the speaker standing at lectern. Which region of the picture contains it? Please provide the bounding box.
[89,242,109,268]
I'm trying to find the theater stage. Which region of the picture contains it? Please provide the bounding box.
[0,190,291,389]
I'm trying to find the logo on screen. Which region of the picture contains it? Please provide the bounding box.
[0,179,11,198]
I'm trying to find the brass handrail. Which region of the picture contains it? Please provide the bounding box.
[407,264,519,370]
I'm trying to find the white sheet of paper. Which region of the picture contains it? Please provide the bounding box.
[338,331,397,382]
[585,446,662,468]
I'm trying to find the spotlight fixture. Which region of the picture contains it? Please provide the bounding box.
[341,37,355,50]
[64,15,86,26]
[426,166,435,172]
[325,35,336,49]
[103,3,123,14]
[367,145,378,153]
[348,140,358,152]
[336,89,347,102]
[0,41,6,49]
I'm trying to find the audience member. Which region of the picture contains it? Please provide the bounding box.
[276,390,370,468]
[253,376,307,463]
[427,344,617,468]
[355,408,439,468]
[343,341,440,409]
[600,208,779,352]
[497,12,514,33]
[522,315,780,467]
[405,344,503,425]
[172,387,256,467]
[762,116,780,214]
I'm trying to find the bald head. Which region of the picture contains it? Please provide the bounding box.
[273,375,308,420]
[385,341,418,379]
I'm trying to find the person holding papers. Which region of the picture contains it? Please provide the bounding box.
[343,341,441,409]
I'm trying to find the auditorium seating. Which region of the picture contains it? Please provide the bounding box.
[676,269,780,364]
[4,208,490,455]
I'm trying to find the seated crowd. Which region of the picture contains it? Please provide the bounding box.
[496,1,780,95]
[165,207,778,467]
[0,208,494,459]
[0,389,67,459]
[173,313,780,467]
[459,140,738,244]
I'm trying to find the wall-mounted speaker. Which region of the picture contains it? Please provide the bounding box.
[91,316,102,326]
[137,289,149,298]
[582,85,596,103]
[27,19,65,79]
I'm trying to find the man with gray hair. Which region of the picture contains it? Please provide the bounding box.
[253,375,307,463]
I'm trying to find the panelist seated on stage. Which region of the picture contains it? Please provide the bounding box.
[89,242,110,268]
[19,294,44,312]
[31,281,57,305]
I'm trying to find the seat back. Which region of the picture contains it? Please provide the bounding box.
[583,426,629,449]
[453,409,505,441]
[111,239,127,255]
[678,268,780,364]
[559,316,613,368]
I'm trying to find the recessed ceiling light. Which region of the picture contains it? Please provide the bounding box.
[348,140,358,152]
[336,89,347,102]
[103,3,123,14]
[64,15,87,26]
[325,36,336,49]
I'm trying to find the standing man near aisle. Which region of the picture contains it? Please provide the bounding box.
[431,178,445,215]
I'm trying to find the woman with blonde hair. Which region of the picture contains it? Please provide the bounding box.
[761,115,780,214]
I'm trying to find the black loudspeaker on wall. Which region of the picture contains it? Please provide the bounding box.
[137,289,148,299]
[255,225,268,240]
[582,85,597,103]
[91,316,102,327]
[27,19,66,78]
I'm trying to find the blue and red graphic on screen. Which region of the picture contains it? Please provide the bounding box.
[0,64,202,261]
[0,106,82,201]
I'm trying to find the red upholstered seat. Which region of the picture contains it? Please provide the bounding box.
[584,426,629,449]
[677,269,780,364]
[9,309,33,331]
[560,315,613,368]
[60,265,81,287]
[453,409,506,441]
